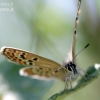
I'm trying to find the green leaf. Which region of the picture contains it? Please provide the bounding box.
[48,64,100,100]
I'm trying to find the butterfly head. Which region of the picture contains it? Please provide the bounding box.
[64,62,78,75]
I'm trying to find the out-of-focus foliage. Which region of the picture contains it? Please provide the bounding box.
[0,61,54,100]
[0,0,100,100]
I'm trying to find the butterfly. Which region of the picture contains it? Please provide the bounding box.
[0,0,89,91]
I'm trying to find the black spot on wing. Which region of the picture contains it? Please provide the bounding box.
[22,52,25,55]
[27,60,33,65]
[33,58,38,61]
[23,62,26,64]
[55,70,58,73]
[29,62,33,65]
[12,53,14,56]
[20,54,26,59]
[28,60,33,62]
[19,59,22,61]
[7,52,10,55]
[39,68,43,70]
[12,59,16,61]
[13,49,16,52]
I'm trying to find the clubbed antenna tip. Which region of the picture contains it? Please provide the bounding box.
[85,44,90,48]
[73,43,90,61]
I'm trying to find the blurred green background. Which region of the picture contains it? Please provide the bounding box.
[0,0,100,100]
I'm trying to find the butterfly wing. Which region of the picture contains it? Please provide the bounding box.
[0,46,62,69]
[0,47,68,80]
[71,32,76,60]
[70,0,81,62]
[20,65,68,81]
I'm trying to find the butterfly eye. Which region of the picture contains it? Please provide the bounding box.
[67,66,72,71]
[65,63,72,71]
[65,62,77,74]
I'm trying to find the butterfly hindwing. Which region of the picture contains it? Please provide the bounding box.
[20,66,68,81]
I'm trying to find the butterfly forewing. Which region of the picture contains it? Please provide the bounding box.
[0,46,62,68]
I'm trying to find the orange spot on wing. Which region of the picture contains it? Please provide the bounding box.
[19,61,25,65]
[24,68,34,75]
[9,52,13,57]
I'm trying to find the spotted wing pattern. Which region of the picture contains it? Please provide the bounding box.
[20,66,68,81]
[0,46,62,68]
[0,46,68,81]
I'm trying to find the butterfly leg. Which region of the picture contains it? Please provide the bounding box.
[59,78,68,94]
[59,74,73,94]
[69,75,72,89]
[78,67,88,80]
[64,78,68,91]
[81,69,89,76]
[79,73,87,81]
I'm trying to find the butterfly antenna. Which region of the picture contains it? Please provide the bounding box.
[73,43,89,61]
